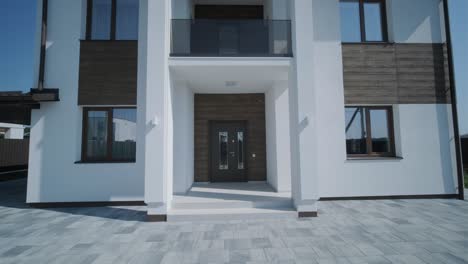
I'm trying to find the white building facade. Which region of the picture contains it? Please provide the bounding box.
[26,0,462,219]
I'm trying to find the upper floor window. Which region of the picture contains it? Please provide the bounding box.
[87,0,139,40]
[340,0,388,43]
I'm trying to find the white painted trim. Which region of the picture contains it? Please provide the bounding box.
[168,57,292,67]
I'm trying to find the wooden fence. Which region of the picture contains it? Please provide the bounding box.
[0,139,29,168]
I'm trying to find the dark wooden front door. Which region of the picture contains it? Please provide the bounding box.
[210,121,247,182]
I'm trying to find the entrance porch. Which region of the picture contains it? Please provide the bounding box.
[140,56,319,220]
[169,182,294,222]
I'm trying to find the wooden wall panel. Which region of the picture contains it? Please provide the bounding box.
[395,44,451,104]
[343,43,451,104]
[195,94,266,182]
[78,41,137,105]
[343,44,398,104]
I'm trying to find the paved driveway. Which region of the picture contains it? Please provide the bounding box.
[1,179,468,264]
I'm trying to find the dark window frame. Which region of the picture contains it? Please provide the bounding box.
[340,0,389,43]
[86,0,137,40]
[345,106,396,158]
[81,107,137,163]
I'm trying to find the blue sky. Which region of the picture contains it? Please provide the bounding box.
[0,0,466,133]
[0,0,37,91]
[450,0,468,135]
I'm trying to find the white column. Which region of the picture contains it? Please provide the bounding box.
[137,0,173,220]
[289,0,319,215]
[265,81,292,192]
[172,82,194,194]
[289,0,347,215]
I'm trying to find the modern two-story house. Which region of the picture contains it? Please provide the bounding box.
[24,0,464,221]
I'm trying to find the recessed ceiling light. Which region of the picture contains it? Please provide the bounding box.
[225,81,238,87]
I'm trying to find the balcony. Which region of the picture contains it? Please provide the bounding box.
[171,19,292,57]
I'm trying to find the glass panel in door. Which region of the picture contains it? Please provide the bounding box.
[237,131,244,169]
[219,132,228,170]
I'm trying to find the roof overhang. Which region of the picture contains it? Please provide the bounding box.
[0,89,59,109]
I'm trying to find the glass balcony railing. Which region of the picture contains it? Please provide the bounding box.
[171,19,293,57]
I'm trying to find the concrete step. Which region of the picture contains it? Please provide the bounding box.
[171,197,293,210]
[167,207,297,222]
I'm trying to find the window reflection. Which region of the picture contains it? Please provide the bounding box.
[87,110,108,159]
[364,2,384,41]
[340,0,361,42]
[112,109,137,160]
[345,107,367,155]
[370,109,390,153]
[116,0,139,40]
[345,106,395,156]
[219,132,228,170]
[238,132,244,169]
[91,0,112,40]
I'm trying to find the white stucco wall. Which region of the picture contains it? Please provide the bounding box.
[319,104,457,197]
[265,82,291,192]
[137,0,174,214]
[313,0,457,197]
[172,82,194,194]
[27,0,142,203]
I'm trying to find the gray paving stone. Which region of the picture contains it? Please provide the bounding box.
[1,245,32,257]
[383,254,428,264]
[1,179,468,263]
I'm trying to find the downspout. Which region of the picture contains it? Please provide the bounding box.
[37,0,48,91]
[442,0,465,200]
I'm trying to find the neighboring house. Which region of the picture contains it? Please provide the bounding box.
[22,0,463,220]
[0,123,30,171]
[0,123,29,140]
[0,104,32,171]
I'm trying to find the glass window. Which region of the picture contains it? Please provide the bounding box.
[339,0,387,42]
[345,106,395,157]
[364,2,384,41]
[91,0,112,40]
[86,110,108,159]
[83,108,136,162]
[112,109,137,160]
[238,132,244,169]
[219,132,228,170]
[345,107,367,155]
[116,0,139,40]
[340,0,362,43]
[370,109,391,153]
[88,0,139,40]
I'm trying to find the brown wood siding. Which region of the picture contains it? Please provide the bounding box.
[78,41,137,105]
[195,94,266,182]
[343,43,451,105]
[0,139,29,168]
